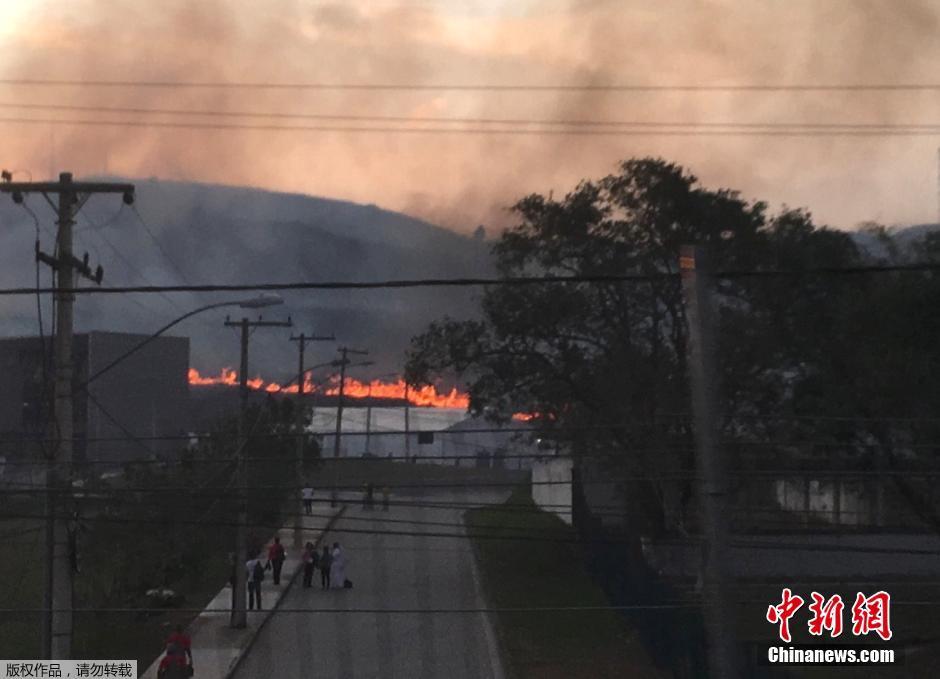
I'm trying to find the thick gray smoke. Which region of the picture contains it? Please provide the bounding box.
[1,0,938,231]
[0,180,490,381]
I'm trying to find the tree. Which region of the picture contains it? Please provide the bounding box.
[406,158,859,534]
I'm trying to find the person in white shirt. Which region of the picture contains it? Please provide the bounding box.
[302,486,314,515]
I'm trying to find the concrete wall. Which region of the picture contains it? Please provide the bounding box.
[85,331,189,463]
[532,457,573,525]
[0,331,189,466]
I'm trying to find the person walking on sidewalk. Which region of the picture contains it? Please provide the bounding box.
[157,643,191,679]
[330,542,347,589]
[302,541,318,588]
[319,544,332,590]
[246,552,265,610]
[166,624,193,668]
[267,536,287,585]
[302,485,314,515]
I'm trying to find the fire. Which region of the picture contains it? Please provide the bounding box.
[187,367,238,386]
[187,367,470,409]
[324,376,470,409]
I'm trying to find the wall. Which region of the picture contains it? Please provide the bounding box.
[531,457,573,525]
[84,331,190,464]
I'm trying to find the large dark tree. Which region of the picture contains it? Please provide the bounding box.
[406,158,863,533]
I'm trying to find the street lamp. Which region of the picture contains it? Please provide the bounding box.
[79,294,284,389]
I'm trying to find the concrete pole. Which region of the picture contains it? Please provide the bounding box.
[679,245,739,678]
[231,318,249,628]
[49,172,75,658]
[331,348,348,507]
[365,383,372,456]
[404,383,411,461]
[293,334,306,549]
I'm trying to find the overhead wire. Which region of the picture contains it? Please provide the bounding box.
[3,79,940,92]
[1,116,939,137]
[1,259,940,298]
[1,101,939,132]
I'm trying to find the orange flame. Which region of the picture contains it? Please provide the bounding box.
[323,376,470,409]
[187,368,470,409]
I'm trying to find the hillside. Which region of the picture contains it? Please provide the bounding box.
[0,178,492,378]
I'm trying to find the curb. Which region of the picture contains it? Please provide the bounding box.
[464,512,510,679]
[222,505,347,679]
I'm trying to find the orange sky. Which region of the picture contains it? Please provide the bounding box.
[1,0,939,232]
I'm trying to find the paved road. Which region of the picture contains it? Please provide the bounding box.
[232,489,506,679]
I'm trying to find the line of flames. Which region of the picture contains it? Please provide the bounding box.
[187,367,471,409]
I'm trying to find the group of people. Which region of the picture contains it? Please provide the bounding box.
[302,541,349,590]
[242,535,289,610]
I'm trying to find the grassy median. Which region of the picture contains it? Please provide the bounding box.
[466,487,665,679]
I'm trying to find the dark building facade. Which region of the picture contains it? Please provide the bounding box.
[0,331,189,467]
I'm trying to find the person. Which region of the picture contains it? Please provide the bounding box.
[365,482,375,510]
[302,485,314,515]
[267,536,287,585]
[157,643,190,679]
[330,542,347,589]
[246,552,265,610]
[382,486,390,511]
[319,544,332,590]
[166,624,193,668]
[302,541,318,588]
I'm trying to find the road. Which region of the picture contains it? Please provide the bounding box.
[232,488,507,679]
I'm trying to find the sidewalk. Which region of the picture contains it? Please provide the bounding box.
[141,496,344,679]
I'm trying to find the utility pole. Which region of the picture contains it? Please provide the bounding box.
[365,383,373,456]
[404,382,411,461]
[331,346,369,507]
[679,245,739,678]
[1,172,134,659]
[224,314,292,629]
[289,331,333,549]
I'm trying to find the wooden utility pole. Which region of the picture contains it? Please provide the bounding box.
[1,172,133,659]
[679,245,739,677]
[224,314,292,628]
[331,347,369,507]
[289,331,333,548]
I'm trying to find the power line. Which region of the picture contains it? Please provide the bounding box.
[0,604,698,615]
[1,260,940,298]
[78,212,185,315]
[2,101,939,131]
[3,79,940,92]
[129,204,193,286]
[2,116,939,137]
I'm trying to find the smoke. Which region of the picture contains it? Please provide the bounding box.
[1,0,939,231]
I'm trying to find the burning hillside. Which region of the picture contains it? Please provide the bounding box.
[187,368,470,409]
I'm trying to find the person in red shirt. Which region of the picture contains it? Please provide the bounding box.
[267,536,287,585]
[157,642,190,679]
[165,624,192,666]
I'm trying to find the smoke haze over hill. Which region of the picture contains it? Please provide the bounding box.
[0,179,490,381]
[1,1,939,232]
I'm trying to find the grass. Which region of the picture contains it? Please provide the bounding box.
[0,503,229,667]
[466,487,665,679]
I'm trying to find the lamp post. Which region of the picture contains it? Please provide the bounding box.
[79,294,285,390]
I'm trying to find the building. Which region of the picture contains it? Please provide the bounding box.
[0,331,189,467]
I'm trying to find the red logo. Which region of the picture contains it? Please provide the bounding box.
[808,593,844,637]
[766,588,804,643]
[851,591,892,641]
[767,589,892,642]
